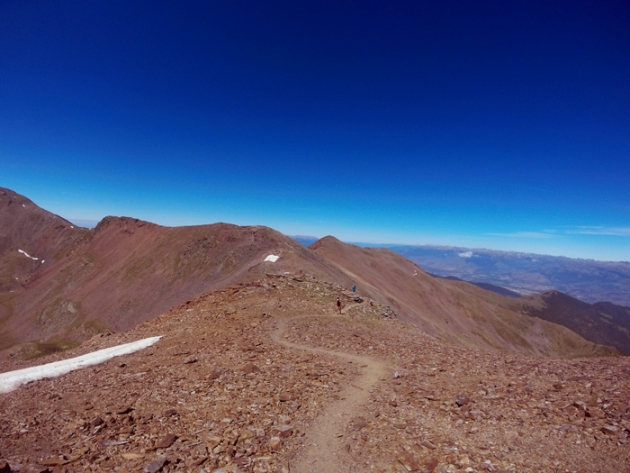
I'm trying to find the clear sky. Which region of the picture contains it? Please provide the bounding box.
[1,1,629,261]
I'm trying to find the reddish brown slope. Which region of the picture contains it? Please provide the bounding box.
[2,210,352,358]
[0,187,89,292]
[311,236,615,357]
[0,188,90,350]
[0,188,615,360]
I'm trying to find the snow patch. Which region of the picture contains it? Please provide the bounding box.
[18,249,38,261]
[264,255,280,262]
[0,336,162,394]
[458,251,474,258]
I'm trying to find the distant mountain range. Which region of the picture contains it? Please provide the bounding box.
[291,235,319,247]
[430,274,522,298]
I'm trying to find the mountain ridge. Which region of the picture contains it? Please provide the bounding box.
[0,187,621,360]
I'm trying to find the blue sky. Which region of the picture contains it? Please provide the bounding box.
[1,1,629,261]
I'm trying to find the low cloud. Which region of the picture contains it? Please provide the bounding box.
[487,226,630,240]
[567,226,630,237]
[458,251,474,258]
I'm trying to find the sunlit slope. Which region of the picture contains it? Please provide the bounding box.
[2,208,350,357]
[311,236,616,357]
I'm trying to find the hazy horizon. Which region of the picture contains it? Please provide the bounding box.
[48,213,627,263]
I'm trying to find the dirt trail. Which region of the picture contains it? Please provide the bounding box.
[270,314,389,473]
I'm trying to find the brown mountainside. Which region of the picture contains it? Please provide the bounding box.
[0,187,618,361]
[1,188,629,472]
[0,187,89,293]
[310,236,615,358]
[0,188,354,357]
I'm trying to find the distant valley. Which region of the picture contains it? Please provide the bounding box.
[388,245,630,307]
[292,237,630,307]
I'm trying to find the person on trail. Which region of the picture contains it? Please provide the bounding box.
[336,298,342,314]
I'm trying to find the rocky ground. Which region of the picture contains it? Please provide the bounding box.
[1,274,629,472]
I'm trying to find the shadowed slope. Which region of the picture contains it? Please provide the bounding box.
[520,291,630,355]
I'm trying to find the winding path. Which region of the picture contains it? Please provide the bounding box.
[270,314,389,473]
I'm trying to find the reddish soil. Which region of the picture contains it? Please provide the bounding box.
[1,275,628,473]
[271,314,388,473]
[0,188,88,294]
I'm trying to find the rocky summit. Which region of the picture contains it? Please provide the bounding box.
[1,275,629,473]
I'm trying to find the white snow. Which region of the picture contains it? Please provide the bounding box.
[264,254,280,262]
[0,336,162,394]
[458,251,474,258]
[18,249,38,261]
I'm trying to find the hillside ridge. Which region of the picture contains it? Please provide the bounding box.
[0,188,620,360]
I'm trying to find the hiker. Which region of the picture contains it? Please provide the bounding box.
[351,285,356,292]
[336,298,342,314]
